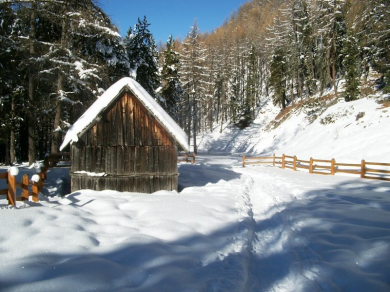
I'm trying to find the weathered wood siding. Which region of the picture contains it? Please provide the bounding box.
[70,92,179,193]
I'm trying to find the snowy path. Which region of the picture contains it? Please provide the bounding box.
[1,156,389,291]
[181,155,390,291]
[234,164,390,292]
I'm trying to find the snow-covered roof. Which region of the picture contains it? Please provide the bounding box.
[60,77,189,151]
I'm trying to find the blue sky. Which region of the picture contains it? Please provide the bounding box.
[100,0,249,44]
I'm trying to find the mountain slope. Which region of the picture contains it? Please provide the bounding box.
[197,90,390,162]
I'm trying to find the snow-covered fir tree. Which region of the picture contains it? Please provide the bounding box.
[362,0,390,92]
[159,35,183,122]
[0,0,129,163]
[342,33,361,101]
[125,16,160,98]
[36,0,129,153]
[179,21,208,153]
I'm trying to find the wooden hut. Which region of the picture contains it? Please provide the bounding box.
[60,77,189,193]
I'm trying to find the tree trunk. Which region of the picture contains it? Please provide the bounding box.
[187,103,191,149]
[332,32,337,95]
[219,100,225,134]
[51,75,63,153]
[282,91,287,110]
[208,98,213,132]
[28,2,37,164]
[5,139,10,165]
[52,7,68,154]
[193,101,197,154]
[10,96,15,164]
[290,79,294,105]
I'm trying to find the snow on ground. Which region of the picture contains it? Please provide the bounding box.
[1,155,390,291]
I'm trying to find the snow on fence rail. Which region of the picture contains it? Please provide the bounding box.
[43,152,71,169]
[177,152,196,164]
[0,167,43,206]
[242,154,390,182]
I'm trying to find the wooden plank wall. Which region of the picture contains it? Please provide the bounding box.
[71,145,177,176]
[71,174,178,193]
[81,92,175,147]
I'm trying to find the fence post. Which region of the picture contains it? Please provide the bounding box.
[40,166,47,180]
[32,182,39,202]
[273,153,275,167]
[293,156,297,171]
[361,160,366,178]
[242,154,246,167]
[282,154,285,169]
[7,172,16,206]
[192,152,196,164]
[21,174,29,201]
[331,158,335,175]
[309,157,313,174]
[39,172,45,192]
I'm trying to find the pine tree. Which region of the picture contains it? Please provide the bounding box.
[125,16,160,97]
[364,0,390,92]
[314,0,347,95]
[343,33,361,101]
[160,35,183,121]
[269,48,288,109]
[0,2,19,164]
[179,21,207,153]
[0,0,129,162]
[245,44,259,119]
[267,16,289,109]
[39,0,129,153]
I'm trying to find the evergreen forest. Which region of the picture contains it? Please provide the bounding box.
[0,0,389,163]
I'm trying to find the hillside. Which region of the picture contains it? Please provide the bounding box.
[197,77,390,163]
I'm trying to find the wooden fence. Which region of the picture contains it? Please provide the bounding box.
[242,154,390,182]
[43,152,71,170]
[0,153,71,206]
[177,152,196,164]
[0,170,43,206]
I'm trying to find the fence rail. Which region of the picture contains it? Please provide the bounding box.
[242,154,390,182]
[43,152,71,169]
[178,152,196,164]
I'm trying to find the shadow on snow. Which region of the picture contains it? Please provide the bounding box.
[1,165,390,291]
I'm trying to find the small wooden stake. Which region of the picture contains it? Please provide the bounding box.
[243,154,246,167]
